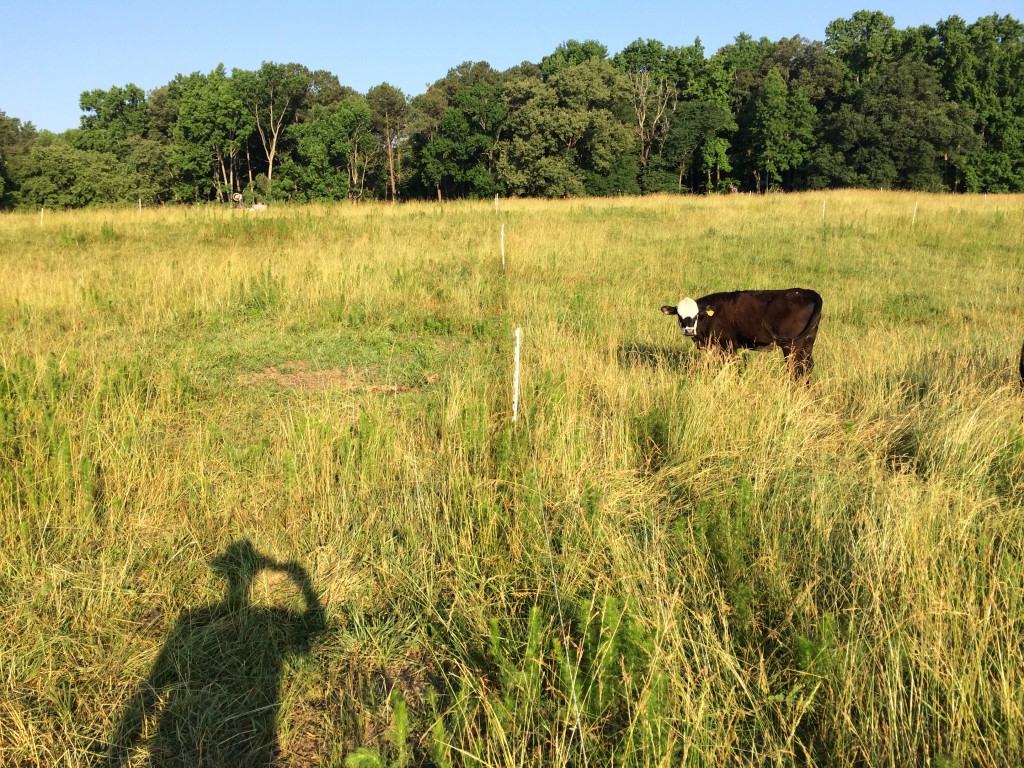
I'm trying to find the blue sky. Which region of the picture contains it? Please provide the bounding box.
[1,0,1015,132]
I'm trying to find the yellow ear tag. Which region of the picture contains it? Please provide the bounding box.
[705,309,714,316]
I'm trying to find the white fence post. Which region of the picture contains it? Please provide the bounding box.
[512,327,521,423]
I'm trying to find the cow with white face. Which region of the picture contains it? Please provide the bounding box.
[670,297,701,338]
[661,288,823,378]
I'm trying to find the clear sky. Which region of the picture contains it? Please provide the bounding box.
[1,0,1016,133]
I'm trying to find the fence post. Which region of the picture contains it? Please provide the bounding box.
[512,327,521,423]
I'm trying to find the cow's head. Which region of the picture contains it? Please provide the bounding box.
[661,297,705,337]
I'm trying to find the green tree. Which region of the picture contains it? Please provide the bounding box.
[409,62,504,199]
[0,112,37,208]
[16,137,136,208]
[495,73,572,196]
[232,62,311,197]
[169,66,254,202]
[76,83,150,154]
[300,70,354,116]
[828,58,978,189]
[751,69,817,190]
[66,82,172,204]
[710,33,778,190]
[825,10,903,84]
[541,39,609,78]
[123,134,173,204]
[751,68,789,190]
[613,39,678,172]
[496,57,636,197]
[290,96,376,201]
[665,99,736,191]
[367,83,409,201]
[930,14,1024,191]
[145,85,177,144]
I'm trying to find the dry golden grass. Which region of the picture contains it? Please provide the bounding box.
[1,191,1022,766]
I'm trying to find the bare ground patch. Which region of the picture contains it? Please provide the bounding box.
[238,361,438,393]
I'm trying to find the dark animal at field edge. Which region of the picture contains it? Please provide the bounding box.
[1019,339,1023,388]
[661,288,823,378]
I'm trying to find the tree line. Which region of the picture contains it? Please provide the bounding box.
[1,10,1021,209]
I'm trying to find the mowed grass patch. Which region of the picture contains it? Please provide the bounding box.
[1,192,1022,766]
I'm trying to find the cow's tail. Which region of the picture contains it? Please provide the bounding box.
[770,289,823,344]
[794,290,824,341]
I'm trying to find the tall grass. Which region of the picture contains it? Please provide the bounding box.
[1,192,1022,766]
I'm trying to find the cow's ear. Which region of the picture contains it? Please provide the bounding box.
[660,305,678,316]
[705,308,715,317]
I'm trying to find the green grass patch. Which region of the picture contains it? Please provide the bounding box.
[1,193,1022,766]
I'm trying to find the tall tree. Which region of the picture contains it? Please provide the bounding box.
[829,58,978,189]
[751,68,816,190]
[367,83,409,201]
[290,96,376,201]
[232,62,310,197]
[495,74,567,195]
[496,57,636,197]
[930,14,1024,190]
[169,66,254,202]
[665,53,737,192]
[711,33,777,189]
[666,99,736,191]
[409,62,505,199]
[0,112,37,208]
[751,68,789,190]
[77,83,150,154]
[541,39,609,78]
[613,39,677,171]
[825,10,903,84]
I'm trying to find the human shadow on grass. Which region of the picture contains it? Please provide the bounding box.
[99,539,325,767]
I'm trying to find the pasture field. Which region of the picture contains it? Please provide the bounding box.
[1,192,1023,766]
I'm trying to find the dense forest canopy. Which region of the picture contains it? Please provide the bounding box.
[1,10,1022,208]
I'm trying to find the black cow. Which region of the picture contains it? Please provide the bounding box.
[661,288,823,377]
[1019,340,1023,388]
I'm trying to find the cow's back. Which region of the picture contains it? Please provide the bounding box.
[699,288,821,346]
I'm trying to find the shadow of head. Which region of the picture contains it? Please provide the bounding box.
[211,538,276,607]
[212,538,266,575]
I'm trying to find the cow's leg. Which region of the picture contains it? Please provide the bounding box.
[783,341,814,379]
